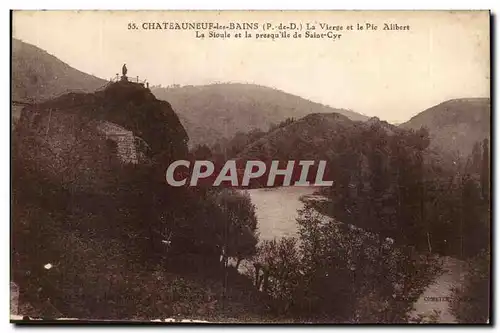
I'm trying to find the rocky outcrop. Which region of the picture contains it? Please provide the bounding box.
[96,120,141,165]
[14,81,189,193]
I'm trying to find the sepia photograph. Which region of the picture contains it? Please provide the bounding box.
[10,10,491,324]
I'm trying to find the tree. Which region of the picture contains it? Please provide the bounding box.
[291,205,439,322]
[214,189,259,269]
[192,144,212,160]
[471,141,482,173]
[451,249,490,323]
[253,238,302,314]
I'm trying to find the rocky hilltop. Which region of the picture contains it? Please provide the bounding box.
[14,80,188,192]
[12,77,266,322]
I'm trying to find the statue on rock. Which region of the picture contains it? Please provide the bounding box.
[121,64,128,81]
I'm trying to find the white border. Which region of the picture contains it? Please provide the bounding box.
[1,1,498,332]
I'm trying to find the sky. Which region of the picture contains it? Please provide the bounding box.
[12,10,490,123]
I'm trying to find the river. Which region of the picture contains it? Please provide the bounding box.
[244,186,318,242]
[244,186,466,323]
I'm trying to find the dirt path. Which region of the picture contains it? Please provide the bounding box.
[409,256,467,323]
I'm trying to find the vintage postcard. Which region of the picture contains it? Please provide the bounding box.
[10,10,491,324]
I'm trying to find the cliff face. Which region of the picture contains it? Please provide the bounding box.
[14,81,189,192]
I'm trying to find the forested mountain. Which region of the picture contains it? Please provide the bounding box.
[152,84,368,146]
[200,110,489,259]
[191,109,489,321]
[401,98,490,159]
[234,113,390,161]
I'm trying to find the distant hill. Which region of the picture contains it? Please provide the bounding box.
[151,84,369,146]
[401,98,490,159]
[235,112,359,162]
[12,38,107,122]
[12,38,107,102]
[223,112,449,188]
[232,112,412,164]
